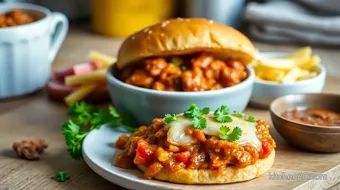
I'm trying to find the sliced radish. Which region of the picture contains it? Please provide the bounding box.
[47,80,76,101]
[73,62,95,75]
[90,61,103,70]
[55,68,74,82]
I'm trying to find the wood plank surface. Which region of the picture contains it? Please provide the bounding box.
[0,26,340,190]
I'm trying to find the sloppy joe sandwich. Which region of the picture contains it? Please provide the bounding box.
[115,104,276,184]
[115,18,257,92]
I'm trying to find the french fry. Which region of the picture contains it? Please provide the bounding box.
[298,55,320,70]
[65,69,106,86]
[88,51,117,68]
[297,70,311,80]
[258,58,296,70]
[265,69,286,82]
[64,84,97,106]
[254,47,320,83]
[282,67,302,83]
[284,46,311,64]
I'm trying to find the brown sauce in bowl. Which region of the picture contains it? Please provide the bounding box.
[282,108,340,126]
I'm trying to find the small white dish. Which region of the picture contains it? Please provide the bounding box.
[250,52,326,108]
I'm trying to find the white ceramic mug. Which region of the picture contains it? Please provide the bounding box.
[0,3,68,98]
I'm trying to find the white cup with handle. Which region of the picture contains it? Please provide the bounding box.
[0,2,68,98]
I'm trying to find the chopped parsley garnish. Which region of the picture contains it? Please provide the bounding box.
[62,102,136,160]
[54,171,70,182]
[181,65,188,71]
[174,79,181,85]
[171,59,181,66]
[183,104,209,129]
[232,111,256,123]
[214,105,233,123]
[192,117,207,129]
[219,126,242,142]
[164,114,178,124]
[232,111,245,118]
[246,115,256,123]
[184,104,210,119]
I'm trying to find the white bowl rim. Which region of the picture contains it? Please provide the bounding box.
[106,64,255,97]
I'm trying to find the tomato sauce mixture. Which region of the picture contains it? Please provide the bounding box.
[115,119,276,179]
[119,53,248,91]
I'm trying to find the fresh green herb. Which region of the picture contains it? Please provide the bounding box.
[90,109,110,130]
[219,126,242,142]
[62,102,136,160]
[68,102,93,125]
[184,104,210,119]
[214,105,233,123]
[192,117,207,129]
[246,115,256,123]
[109,106,120,118]
[164,114,178,124]
[171,59,181,67]
[54,171,70,182]
[232,111,245,119]
[62,120,87,160]
[174,79,181,85]
[181,65,188,71]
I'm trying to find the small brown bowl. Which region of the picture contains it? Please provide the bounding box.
[270,93,340,153]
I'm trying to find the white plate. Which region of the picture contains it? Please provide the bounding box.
[83,124,187,190]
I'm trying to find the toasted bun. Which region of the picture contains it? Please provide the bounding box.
[117,18,257,69]
[138,150,275,184]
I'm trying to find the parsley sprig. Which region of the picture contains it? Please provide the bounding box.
[184,104,210,118]
[214,105,233,123]
[164,114,178,124]
[183,104,210,129]
[219,126,242,142]
[62,102,136,160]
[232,111,256,123]
[53,171,70,182]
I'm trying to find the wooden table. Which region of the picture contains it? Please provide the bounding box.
[1,26,340,190]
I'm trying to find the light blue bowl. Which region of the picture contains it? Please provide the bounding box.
[106,65,255,125]
[250,53,327,108]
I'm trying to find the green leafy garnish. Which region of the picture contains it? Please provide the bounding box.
[62,102,136,160]
[62,120,87,160]
[192,117,207,129]
[219,126,242,142]
[54,171,70,182]
[174,79,181,85]
[214,105,233,123]
[69,102,93,125]
[183,104,210,129]
[246,115,256,123]
[232,111,245,118]
[171,59,181,66]
[184,104,210,118]
[164,114,178,124]
[181,65,188,71]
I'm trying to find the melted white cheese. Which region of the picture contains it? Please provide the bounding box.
[166,113,262,150]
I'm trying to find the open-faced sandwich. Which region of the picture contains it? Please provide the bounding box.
[115,104,276,184]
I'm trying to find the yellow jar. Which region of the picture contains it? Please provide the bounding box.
[91,0,174,37]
